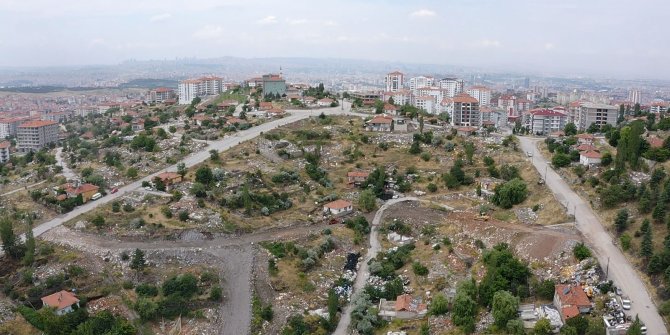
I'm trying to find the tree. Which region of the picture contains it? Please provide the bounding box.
[614,209,629,233]
[552,153,572,168]
[209,149,219,161]
[491,178,528,209]
[534,318,552,335]
[641,223,653,259]
[506,319,525,335]
[177,163,187,178]
[653,202,666,224]
[452,291,477,334]
[0,218,23,259]
[23,223,35,265]
[130,248,146,271]
[561,326,579,335]
[195,166,214,185]
[463,142,475,164]
[91,215,105,229]
[492,291,519,327]
[566,316,589,335]
[428,293,449,316]
[564,122,577,136]
[359,189,376,212]
[126,167,138,178]
[627,315,643,335]
[327,289,339,328]
[409,140,422,154]
[601,152,613,166]
[573,242,592,260]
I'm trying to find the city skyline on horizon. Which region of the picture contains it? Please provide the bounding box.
[1,0,668,80]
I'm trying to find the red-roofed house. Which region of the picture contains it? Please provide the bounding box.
[266,108,285,118]
[576,144,597,152]
[41,290,80,315]
[259,102,273,110]
[575,133,595,145]
[647,136,664,149]
[366,115,394,132]
[192,114,213,126]
[457,126,478,137]
[62,183,100,203]
[323,199,353,216]
[580,150,602,166]
[156,172,183,190]
[384,104,398,115]
[554,284,592,322]
[347,171,369,187]
[378,294,428,320]
[317,98,335,107]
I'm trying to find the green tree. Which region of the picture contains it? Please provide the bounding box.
[561,326,579,335]
[552,152,572,168]
[195,166,214,185]
[614,209,630,233]
[573,242,592,260]
[130,248,146,271]
[601,152,613,166]
[627,316,643,335]
[91,215,105,229]
[126,167,138,178]
[566,316,589,335]
[491,290,519,327]
[653,203,666,224]
[463,142,475,164]
[506,319,525,335]
[409,140,422,154]
[534,318,552,335]
[359,189,377,212]
[641,223,653,259]
[209,149,220,161]
[0,218,23,259]
[491,178,528,209]
[564,122,578,136]
[327,289,339,328]
[177,162,187,178]
[23,223,35,265]
[452,291,477,334]
[428,293,449,316]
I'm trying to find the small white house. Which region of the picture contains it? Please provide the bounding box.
[317,98,335,107]
[579,150,602,166]
[41,290,80,316]
[323,199,353,216]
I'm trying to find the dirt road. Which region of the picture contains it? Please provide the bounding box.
[333,197,417,335]
[520,136,668,334]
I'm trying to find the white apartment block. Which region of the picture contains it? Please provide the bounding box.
[650,101,668,114]
[17,120,59,153]
[412,96,437,115]
[409,76,434,93]
[466,86,492,106]
[629,89,641,104]
[178,76,224,104]
[450,93,480,127]
[149,87,176,103]
[437,78,464,98]
[525,108,568,135]
[382,90,411,106]
[385,71,404,92]
[576,103,618,131]
[0,141,10,163]
[0,118,24,139]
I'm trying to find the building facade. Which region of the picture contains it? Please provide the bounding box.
[262,74,287,97]
[576,103,618,131]
[451,93,480,127]
[437,78,464,98]
[385,71,405,92]
[466,86,492,106]
[0,141,10,163]
[526,108,568,135]
[178,76,224,104]
[149,87,176,103]
[0,117,27,139]
[17,120,59,153]
[408,76,434,93]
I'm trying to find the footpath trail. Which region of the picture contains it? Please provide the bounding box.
[520,136,668,334]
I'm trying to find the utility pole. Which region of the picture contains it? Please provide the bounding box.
[606,257,610,278]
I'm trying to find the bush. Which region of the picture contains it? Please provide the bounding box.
[412,262,429,276]
[209,286,222,301]
[358,189,377,212]
[135,283,159,297]
[178,211,189,221]
[426,183,437,192]
[491,178,528,209]
[573,242,592,260]
[428,293,449,316]
[420,152,431,161]
[162,274,198,298]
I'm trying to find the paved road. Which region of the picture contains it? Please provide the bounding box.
[25,101,365,239]
[333,197,417,335]
[55,147,77,181]
[520,136,668,334]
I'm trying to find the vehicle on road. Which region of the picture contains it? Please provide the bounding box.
[620,296,631,310]
[526,151,533,157]
[110,188,118,194]
[615,287,623,296]
[91,193,102,201]
[144,186,152,191]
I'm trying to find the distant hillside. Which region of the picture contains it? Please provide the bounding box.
[119,78,178,89]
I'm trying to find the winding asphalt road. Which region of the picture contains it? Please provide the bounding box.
[333,197,417,335]
[520,136,668,334]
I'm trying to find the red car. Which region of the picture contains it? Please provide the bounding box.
[110,188,119,194]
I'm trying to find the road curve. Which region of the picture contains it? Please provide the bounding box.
[520,136,668,335]
[333,197,418,335]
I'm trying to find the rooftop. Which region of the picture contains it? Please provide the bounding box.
[41,290,79,310]
[19,120,57,128]
[324,199,352,209]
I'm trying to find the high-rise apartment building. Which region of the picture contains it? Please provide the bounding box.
[385,71,404,92]
[148,87,176,103]
[438,78,464,98]
[408,76,434,92]
[451,93,480,127]
[576,103,618,131]
[466,86,492,106]
[629,89,641,104]
[178,76,224,104]
[17,120,59,153]
[0,141,10,163]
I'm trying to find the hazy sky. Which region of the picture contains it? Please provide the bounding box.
[1,0,668,78]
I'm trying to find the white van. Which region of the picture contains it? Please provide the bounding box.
[91,193,102,201]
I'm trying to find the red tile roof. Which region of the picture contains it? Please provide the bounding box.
[562,305,580,320]
[347,171,369,178]
[395,294,412,311]
[453,93,478,104]
[555,284,591,308]
[157,172,181,182]
[576,144,597,152]
[63,183,99,195]
[575,133,595,140]
[369,115,394,124]
[384,104,397,111]
[0,141,10,149]
[19,120,57,128]
[581,150,602,159]
[529,108,567,117]
[324,199,352,209]
[41,290,79,310]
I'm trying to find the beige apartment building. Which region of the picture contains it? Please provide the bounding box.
[17,120,59,153]
[576,103,618,131]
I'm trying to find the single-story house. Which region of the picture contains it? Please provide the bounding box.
[62,183,100,203]
[259,102,273,110]
[575,133,595,145]
[579,150,602,166]
[383,103,398,115]
[41,290,80,316]
[347,171,369,187]
[192,114,213,126]
[378,294,428,320]
[576,144,597,152]
[366,115,394,132]
[156,172,183,190]
[266,108,285,118]
[323,199,353,216]
[457,126,478,137]
[554,284,592,322]
[549,131,565,138]
[317,98,335,107]
[131,120,145,132]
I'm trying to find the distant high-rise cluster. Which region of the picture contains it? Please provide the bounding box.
[628,89,641,104]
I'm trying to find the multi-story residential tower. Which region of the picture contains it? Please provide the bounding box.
[178,76,224,104]
[576,103,618,131]
[438,78,464,98]
[451,93,480,127]
[408,76,434,93]
[0,141,10,163]
[629,89,641,105]
[148,87,176,103]
[17,120,59,153]
[385,71,404,92]
[526,108,568,135]
[262,74,287,97]
[466,86,492,106]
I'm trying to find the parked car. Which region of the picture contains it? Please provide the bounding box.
[526,151,533,157]
[621,296,631,310]
[110,188,118,194]
[91,193,102,201]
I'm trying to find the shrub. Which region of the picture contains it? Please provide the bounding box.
[573,242,592,260]
[209,286,222,301]
[178,211,189,221]
[427,183,438,192]
[412,261,429,276]
[135,283,159,297]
